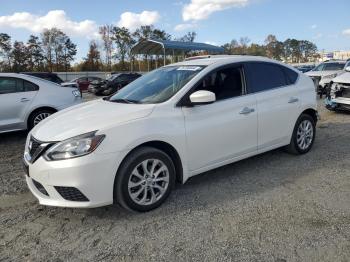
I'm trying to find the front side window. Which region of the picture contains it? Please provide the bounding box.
[108,66,204,104]
[192,66,244,101]
[313,63,324,71]
[245,62,287,93]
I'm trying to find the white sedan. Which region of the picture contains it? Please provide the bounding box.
[0,73,82,133]
[24,56,317,212]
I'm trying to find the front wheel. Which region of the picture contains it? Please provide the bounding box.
[114,147,176,212]
[285,114,316,155]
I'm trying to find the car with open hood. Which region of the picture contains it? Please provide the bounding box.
[305,60,347,97]
[325,65,350,111]
[23,55,317,212]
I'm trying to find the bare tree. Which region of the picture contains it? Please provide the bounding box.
[99,25,113,71]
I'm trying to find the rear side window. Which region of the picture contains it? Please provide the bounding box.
[0,77,17,94]
[0,77,38,94]
[245,62,287,93]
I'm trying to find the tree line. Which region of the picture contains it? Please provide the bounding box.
[0,25,319,73]
[223,35,319,63]
[0,29,77,73]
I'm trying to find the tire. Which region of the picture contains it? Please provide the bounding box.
[114,147,176,212]
[28,109,55,130]
[285,114,316,155]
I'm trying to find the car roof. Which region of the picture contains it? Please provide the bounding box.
[323,60,346,64]
[168,55,289,67]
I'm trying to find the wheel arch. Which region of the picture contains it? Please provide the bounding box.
[301,108,318,124]
[26,106,57,128]
[116,140,184,185]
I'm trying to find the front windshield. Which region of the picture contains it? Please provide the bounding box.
[108,66,204,104]
[107,74,119,81]
[324,63,345,71]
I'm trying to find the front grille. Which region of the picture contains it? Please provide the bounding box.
[32,179,49,196]
[29,138,41,157]
[55,186,89,202]
[28,136,52,163]
[342,89,350,98]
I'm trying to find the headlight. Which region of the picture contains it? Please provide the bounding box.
[323,73,337,79]
[44,131,105,161]
[72,90,81,97]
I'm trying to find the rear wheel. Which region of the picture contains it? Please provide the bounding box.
[285,114,316,154]
[115,147,175,212]
[28,109,55,130]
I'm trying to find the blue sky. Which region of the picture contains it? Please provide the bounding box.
[0,0,349,62]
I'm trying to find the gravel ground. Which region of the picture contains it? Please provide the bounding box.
[0,97,349,261]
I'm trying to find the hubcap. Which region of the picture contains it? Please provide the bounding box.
[128,159,169,206]
[33,112,51,126]
[296,120,314,150]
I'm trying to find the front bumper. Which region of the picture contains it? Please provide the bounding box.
[325,97,350,111]
[24,150,125,208]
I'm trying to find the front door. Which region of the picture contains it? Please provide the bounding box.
[182,65,258,172]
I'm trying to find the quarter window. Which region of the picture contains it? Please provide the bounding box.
[283,67,298,85]
[245,62,288,93]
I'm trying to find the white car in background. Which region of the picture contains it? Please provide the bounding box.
[305,60,347,97]
[23,56,317,212]
[325,65,350,111]
[0,73,82,133]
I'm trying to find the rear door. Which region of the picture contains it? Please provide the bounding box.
[245,62,300,151]
[0,77,38,131]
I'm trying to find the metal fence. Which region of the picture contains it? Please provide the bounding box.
[54,71,144,81]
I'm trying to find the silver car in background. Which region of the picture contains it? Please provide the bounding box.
[0,73,82,133]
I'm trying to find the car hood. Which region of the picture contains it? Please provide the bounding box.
[31,99,155,141]
[332,72,350,84]
[305,70,341,77]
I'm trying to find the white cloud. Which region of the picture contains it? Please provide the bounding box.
[310,24,317,29]
[117,11,160,31]
[313,33,323,39]
[342,28,350,36]
[0,10,98,38]
[174,23,197,31]
[182,0,250,21]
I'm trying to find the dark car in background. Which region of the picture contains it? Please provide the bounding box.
[63,76,103,92]
[294,65,315,73]
[22,72,64,84]
[22,72,78,89]
[89,73,141,96]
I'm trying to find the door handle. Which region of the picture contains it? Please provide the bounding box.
[20,98,30,102]
[239,107,255,115]
[288,97,299,103]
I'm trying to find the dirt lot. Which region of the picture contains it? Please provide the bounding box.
[0,98,349,261]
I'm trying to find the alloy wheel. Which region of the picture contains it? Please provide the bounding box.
[128,159,169,206]
[33,112,51,126]
[296,119,314,150]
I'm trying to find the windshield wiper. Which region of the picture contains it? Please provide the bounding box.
[109,98,140,104]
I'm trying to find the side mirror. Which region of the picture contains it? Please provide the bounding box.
[189,90,216,105]
[345,66,350,72]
